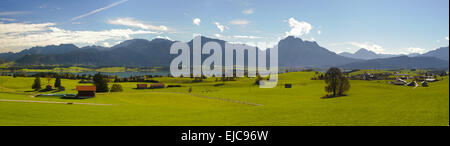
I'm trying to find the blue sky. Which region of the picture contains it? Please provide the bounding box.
[0,0,448,54]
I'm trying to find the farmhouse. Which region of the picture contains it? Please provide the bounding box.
[136,84,148,89]
[421,81,428,87]
[425,78,437,82]
[76,86,96,98]
[406,81,417,87]
[391,78,407,85]
[150,83,165,89]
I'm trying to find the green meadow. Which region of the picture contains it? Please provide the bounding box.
[0,71,448,126]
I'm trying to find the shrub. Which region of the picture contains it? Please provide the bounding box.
[110,84,123,92]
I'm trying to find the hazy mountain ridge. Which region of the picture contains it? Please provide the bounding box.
[419,47,449,61]
[0,36,448,69]
[339,56,449,70]
[339,48,416,60]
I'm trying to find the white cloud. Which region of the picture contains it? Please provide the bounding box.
[193,18,201,26]
[232,35,262,39]
[155,35,172,40]
[0,22,158,52]
[317,30,321,35]
[285,17,312,37]
[0,22,56,34]
[0,18,15,22]
[0,11,29,16]
[446,36,449,41]
[102,42,111,47]
[346,42,426,54]
[108,17,168,31]
[404,47,426,54]
[38,4,47,9]
[214,33,223,38]
[71,0,128,21]
[242,9,254,15]
[229,19,251,26]
[214,22,226,32]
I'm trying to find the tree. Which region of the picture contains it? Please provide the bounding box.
[32,77,41,91]
[110,84,123,92]
[54,76,61,88]
[324,68,350,97]
[337,76,350,96]
[93,72,109,92]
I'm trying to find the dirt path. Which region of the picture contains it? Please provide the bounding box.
[0,99,113,106]
[154,91,264,106]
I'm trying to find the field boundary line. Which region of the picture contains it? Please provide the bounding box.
[0,99,113,106]
[153,91,264,106]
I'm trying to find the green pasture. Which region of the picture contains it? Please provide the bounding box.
[0,71,448,126]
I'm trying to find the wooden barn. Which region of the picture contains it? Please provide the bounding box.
[76,86,96,98]
[150,83,165,89]
[136,84,148,89]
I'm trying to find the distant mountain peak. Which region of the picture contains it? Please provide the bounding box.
[112,38,151,49]
[355,48,375,54]
[280,36,304,43]
[420,46,449,61]
[339,48,400,60]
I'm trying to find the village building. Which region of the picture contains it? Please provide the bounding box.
[76,86,96,98]
[406,81,417,87]
[421,81,428,87]
[425,78,437,82]
[391,78,407,85]
[150,83,165,89]
[136,84,148,89]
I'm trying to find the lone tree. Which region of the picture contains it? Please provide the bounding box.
[93,72,109,92]
[324,68,350,97]
[32,77,41,91]
[54,76,61,88]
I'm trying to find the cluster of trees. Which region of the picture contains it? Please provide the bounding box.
[31,76,62,91]
[30,72,123,93]
[93,73,123,92]
[311,72,325,80]
[112,76,159,83]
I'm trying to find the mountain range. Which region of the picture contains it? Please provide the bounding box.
[339,48,419,60]
[339,56,449,70]
[0,36,448,70]
[420,47,449,61]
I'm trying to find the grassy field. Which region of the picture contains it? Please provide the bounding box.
[0,71,448,126]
